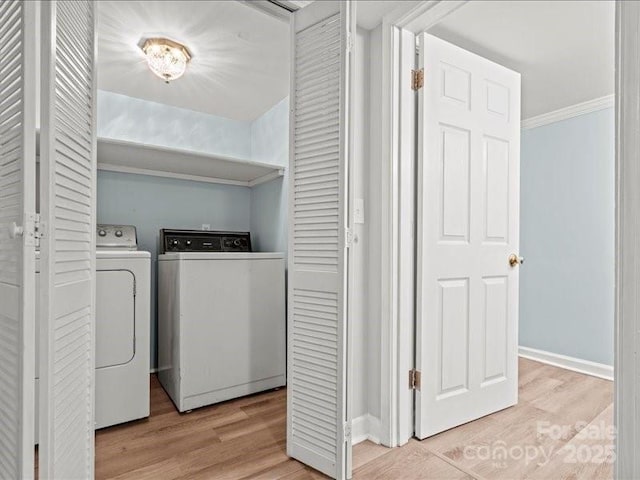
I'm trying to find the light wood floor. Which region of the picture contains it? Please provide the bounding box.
[94,358,613,479]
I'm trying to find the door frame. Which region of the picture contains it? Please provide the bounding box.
[614,2,640,478]
[373,0,467,448]
[377,2,638,477]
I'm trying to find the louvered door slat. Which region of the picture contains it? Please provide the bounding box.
[287,2,354,479]
[39,1,96,479]
[0,1,36,478]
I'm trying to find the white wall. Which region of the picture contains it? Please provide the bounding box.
[347,24,391,444]
[351,27,372,432]
[364,24,384,436]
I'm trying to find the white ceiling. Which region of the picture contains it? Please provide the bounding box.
[428,1,615,119]
[96,1,611,122]
[96,0,419,122]
[96,1,290,121]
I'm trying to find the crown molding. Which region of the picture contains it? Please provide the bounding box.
[521,94,615,130]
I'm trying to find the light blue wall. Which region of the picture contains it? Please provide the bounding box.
[98,91,252,160]
[251,177,288,254]
[250,97,289,256]
[97,171,251,366]
[520,107,615,366]
[251,97,289,167]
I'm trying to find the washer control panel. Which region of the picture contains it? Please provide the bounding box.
[96,224,138,250]
[160,229,251,253]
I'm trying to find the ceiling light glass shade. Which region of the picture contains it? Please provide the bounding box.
[140,38,192,83]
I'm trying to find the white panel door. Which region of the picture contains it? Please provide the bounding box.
[0,1,37,477]
[287,1,354,479]
[415,33,521,438]
[39,1,97,478]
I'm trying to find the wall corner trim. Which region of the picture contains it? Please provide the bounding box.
[521,95,615,130]
[518,346,614,381]
[352,414,383,445]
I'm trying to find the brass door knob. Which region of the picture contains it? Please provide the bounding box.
[509,254,524,267]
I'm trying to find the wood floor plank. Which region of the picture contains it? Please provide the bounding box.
[278,466,330,479]
[420,359,613,480]
[527,404,615,480]
[244,458,308,480]
[353,440,473,480]
[352,441,391,470]
[93,359,612,480]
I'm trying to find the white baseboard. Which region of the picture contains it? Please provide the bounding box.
[518,346,613,381]
[352,414,382,445]
[149,368,158,374]
[352,415,369,445]
[521,94,614,130]
[368,415,382,445]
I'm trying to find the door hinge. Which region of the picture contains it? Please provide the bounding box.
[345,227,353,249]
[411,68,424,91]
[409,369,421,390]
[343,422,352,443]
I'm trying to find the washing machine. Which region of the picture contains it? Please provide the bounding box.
[157,229,285,412]
[35,224,150,437]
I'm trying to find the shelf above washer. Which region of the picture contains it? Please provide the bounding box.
[96,137,285,187]
[36,130,285,187]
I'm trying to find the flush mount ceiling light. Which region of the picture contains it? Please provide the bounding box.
[139,37,192,83]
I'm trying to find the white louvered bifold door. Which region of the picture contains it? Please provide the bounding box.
[39,1,97,478]
[287,1,354,479]
[0,1,36,478]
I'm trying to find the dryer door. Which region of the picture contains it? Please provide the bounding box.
[96,270,135,368]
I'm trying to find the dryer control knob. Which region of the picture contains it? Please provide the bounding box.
[115,230,123,237]
[98,229,106,237]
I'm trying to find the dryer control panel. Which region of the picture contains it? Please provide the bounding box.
[159,229,252,253]
[97,224,138,250]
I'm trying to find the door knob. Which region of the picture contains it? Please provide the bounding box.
[8,222,24,239]
[509,254,524,267]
